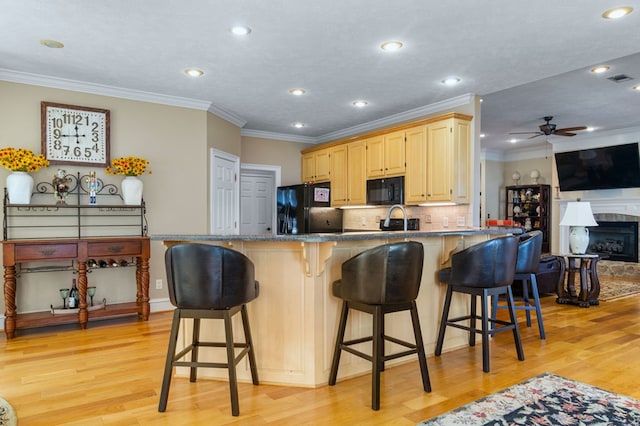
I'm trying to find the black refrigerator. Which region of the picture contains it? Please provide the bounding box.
[277,183,343,234]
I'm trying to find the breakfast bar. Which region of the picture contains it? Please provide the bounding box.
[152,228,519,387]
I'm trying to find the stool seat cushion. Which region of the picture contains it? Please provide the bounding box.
[332,241,424,305]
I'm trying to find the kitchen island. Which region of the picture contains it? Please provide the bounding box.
[152,228,520,387]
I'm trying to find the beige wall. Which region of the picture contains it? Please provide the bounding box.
[241,136,313,186]
[0,81,230,313]
[208,113,241,157]
[482,159,504,222]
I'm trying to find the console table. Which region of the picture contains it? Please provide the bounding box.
[2,237,150,339]
[555,253,601,307]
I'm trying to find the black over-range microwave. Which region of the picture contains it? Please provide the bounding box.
[366,176,404,205]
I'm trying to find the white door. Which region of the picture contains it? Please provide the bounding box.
[240,172,274,234]
[210,149,239,235]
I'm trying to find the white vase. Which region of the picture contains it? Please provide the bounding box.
[6,171,34,204]
[121,176,143,205]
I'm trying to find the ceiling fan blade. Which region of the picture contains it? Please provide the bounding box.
[527,134,542,139]
[555,131,577,137]
[556,126,587,132]
[509,131,542,135]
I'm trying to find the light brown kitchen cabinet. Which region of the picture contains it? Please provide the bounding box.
[346,140,367,205]
[425,117,470,203]
[330,141,366,207]
[404,126,428,204]
[300,111,473,205]
[365,131,405,178]
[329,145,348,206]
[301,149,331,182]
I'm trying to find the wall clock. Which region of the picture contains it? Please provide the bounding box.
[41,102,110,166]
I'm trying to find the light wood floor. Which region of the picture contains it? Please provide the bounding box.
[2,293,640,425]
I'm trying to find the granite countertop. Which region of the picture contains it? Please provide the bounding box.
[151,227,522,243]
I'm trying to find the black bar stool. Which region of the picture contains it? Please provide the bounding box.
[159,243,259,416]
[328,241,431,410]
[492,230,546,339]
[435,235,524,372]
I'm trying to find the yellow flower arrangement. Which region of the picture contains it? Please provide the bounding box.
[105,156,151,176]
[0,147,50,172]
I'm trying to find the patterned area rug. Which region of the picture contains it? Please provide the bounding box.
[599,276,640,301]
[0,397,17,426]
[419,373,640,425]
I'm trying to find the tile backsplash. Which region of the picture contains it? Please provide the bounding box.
[341,205,473,231]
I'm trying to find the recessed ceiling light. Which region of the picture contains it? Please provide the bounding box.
[441,77,461,86]
[380,41,403,51]
[183,68,204,77]
[292,122,305,128]
[480,133,486,138]
[591,65,610,74]
[230,25,252,35]
[289,88,306,96]
[602,6,633,19]
[40,39,64,48]
[633,85,640,91]
[586,127,596,132]
[509,138,518,144]
[352,100,368,107]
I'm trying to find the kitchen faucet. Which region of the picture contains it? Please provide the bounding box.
[383,204,408,232]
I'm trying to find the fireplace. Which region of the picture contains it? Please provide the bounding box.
[588,221,638,262]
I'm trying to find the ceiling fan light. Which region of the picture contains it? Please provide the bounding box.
[602,6,633,19]
[591,65,610,74]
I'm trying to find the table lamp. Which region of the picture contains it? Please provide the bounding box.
[559,201,598,254]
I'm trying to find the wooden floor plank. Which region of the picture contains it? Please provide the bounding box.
[1,294,640,425]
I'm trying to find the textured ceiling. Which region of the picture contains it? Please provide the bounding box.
[1,1,639,152]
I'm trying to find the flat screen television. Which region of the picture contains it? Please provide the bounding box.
[555,142,640,191]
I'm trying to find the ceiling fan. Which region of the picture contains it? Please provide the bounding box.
[510,116,587,139]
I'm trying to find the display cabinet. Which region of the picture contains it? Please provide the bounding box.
[505,184,551,253]
[2,172,150,339]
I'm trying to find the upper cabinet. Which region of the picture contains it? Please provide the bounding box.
[403,116,471,204]
[346,140,367,205]
[424,117,471,203]
[404,126,428,204]
[300,112,473,205]
[301,149,331,182]
[365,131,405,178]
[329,144,348,206]
[330,141,366,207]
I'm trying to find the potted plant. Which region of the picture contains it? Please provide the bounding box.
[0,147,50,204]
[105,156,151,205]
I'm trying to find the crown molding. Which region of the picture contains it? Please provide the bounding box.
[240,128,317,144]
[207,104,247,127]
[315,93,475,144]
[0,68,212,110]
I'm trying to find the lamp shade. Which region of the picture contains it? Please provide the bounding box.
[559,201,598,227]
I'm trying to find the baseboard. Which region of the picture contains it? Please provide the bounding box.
[0,297,174,331]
